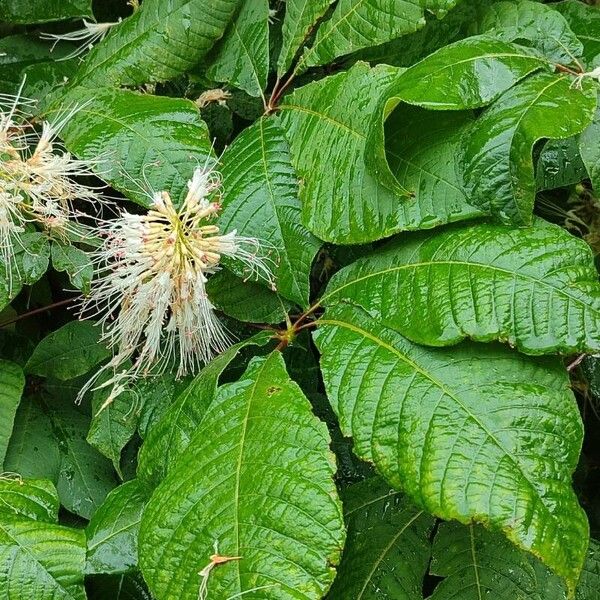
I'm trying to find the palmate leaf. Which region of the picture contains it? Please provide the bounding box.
[429,522,557,599]
[580,105,600,194]
[70,0,242,88]
[0,0,91,25]
[86,480,147,575]
[314,303,588,592]
[387,35,548,110]
[0,479,86,600]
[479,0,583,64]
[279,62,401,244]
[206,0,270,98]
[460,73,597,224]
[553,0,600,67]
[324,219,600,354]
[297,0,462,71]
[277,0,335,76]
[139,352,345,600]
[26,321,110,381]
[59,88,215,208]
[137,332,272,487]
[280,41,547,244]
[0,360,25,466]
[328,477,435,599]
[219,118,321,306]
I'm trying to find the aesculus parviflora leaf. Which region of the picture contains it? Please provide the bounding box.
[70,0,242,88]
[323,219,600,355]
[314,303,587,592]
[0,478,86,599]
[479,0,583,64]
[280,39,547,243]
[328,477,434,599]
[0,0,92,24]
[297,0,463,72]
[219,118,321,307]
[0,360,25,466]
[139,352,345,600]
[59,88,215,208]
[460,73,597,224]
[206,0,270,99]
[553,0,600,66]
[137,332,272,487]
[86,480,147,575]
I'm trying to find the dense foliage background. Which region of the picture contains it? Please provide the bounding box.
[1,0,600,598]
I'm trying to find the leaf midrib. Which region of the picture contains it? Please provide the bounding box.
[319,315,564,526]
[324,257,599,319]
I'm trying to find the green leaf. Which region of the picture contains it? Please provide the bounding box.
[4,397,61,484]
[554,0,600,67]
[0,0,91,23]
[19,232,51,284]
[314,303,588,591]
[86,573,152,600]
[386,35,547,110]
[139,352,345,599]
[0,35,74,93]
[580,105,600,194]
[429,522,550,599]
[324,220,600,355]
[59,88,215,208]
[137,332,272,487]
[48,401,118,520]
[537,137,587,191]
[26,321,110,381]
[479,0,583,64]
[87,382,140,476]
[460,73,597,224]
[0,360,25,466]
[385,105,484,229]
[328,477,434,599]
[206,0,270,98]
[0,37,56,92]
[70,0,242,88]
[0,478,59,523]
[86,480,147,575]
[279,62,404,244]
[51,243,93,294]
[0,519,86,599]
[220,118,321,306]
[578,539,600,600]
[277,0,334,76]
[298,0,461,71]
[206,270,293,323]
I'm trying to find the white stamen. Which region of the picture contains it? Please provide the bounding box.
[40,19,121,61]
[79,166,276,406]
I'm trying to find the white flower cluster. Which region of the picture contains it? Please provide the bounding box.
[79,166,276,408]
[0,90,102,288]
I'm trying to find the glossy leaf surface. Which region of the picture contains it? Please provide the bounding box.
[86,480,147,575]
[460,73,597,223]
[137,332,272,487]
[220,118,321,306]
[70,0,241,87]
[139,352,345,599]
[0,360,25,466]
[206,0,270,98]
[315,304,587,590]
[60,89,214,208]
[324,220,600,354]
[328,477,434,599]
